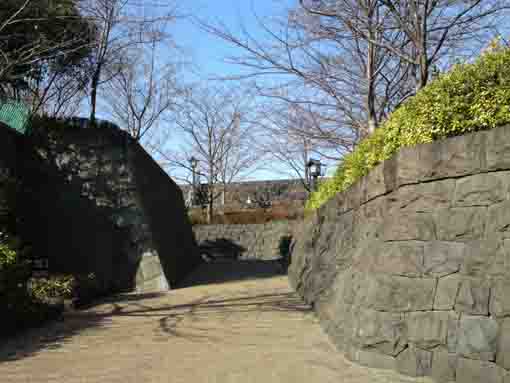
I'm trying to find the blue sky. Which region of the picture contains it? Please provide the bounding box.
[152,0,302,182]
[172,0,293,82]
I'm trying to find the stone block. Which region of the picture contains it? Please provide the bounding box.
[435,274,461,310]
[344,180,362,211]
[431,348,457,383]
[424,241,465,277]
[361,163,387,203]
[397,130,487,185]
[345,346,397,371]
[136,254,165,282]
[496,318,510,370]
[461,238,506,278]
[447,312,460,353]
[407,311,449,349]
[382,212,436,241]
[390,179,454,213]
[457,315,498,361]
[455,278,491,315]
[396,345,432,377]
[488,201,510,239]
[361,241,424,277]
[456,357,505,383]
[352,309,407,356]
[486,125,510,171]
[362,274,435,312]
[491,279,510,318]
[436,207,487,241]
[454,173,508,207]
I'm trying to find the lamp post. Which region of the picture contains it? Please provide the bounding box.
[190,156,198,206]
[306,158,323,191]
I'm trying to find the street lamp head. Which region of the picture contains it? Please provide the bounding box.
[189,156,198,169]
[306,158,322,177]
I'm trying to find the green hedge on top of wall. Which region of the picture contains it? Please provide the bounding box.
[307,44,510,211]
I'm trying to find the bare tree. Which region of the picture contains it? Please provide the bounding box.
[103,40,181,141]
[158,86,262,223]
[0,0,92,103]
[255,103,335,192]
[200,0,508,149]
[302,0,510,91]
[198,1,406,145]
[80,0,178,123]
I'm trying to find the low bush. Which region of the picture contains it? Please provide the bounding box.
[307,44,510,210]
[189,204,304,225]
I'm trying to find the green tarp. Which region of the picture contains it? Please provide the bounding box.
[0,101,30,134]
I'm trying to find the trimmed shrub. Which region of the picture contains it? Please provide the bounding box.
[307,45,510,210]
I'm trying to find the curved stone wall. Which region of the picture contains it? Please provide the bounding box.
[289,125,510,382]
[0,123,200,294]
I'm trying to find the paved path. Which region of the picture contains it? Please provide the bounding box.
[0,261,432,383]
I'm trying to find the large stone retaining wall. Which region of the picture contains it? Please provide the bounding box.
[289,125,510,383]
[0,123,200,293]
[194,221,296,261]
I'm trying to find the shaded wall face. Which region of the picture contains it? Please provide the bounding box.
[0,125,20,238]
[289,125,510,382]
[128,143,201,287]
[193,221,296,261]
[0,123,200,293]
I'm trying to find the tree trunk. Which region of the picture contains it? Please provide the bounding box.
[207,195,213,224]
[89,65,102,124]
[365,3,378,136]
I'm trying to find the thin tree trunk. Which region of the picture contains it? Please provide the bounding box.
[89,65,102,124]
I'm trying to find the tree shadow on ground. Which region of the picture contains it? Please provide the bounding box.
[0,261,301,363]
[76,290,312,344]
[0,310,112,363]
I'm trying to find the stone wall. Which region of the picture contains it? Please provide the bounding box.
[0,122,200,293]
[0,124,19,234]
[194,221,297,261]
[289,125,510,383]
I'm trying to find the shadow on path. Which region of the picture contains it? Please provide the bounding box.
[177,259,284,288]
[0,260,301,363]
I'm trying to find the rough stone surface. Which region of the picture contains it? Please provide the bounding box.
[396,345,432,377]
[0,122,200,294]
[193,221,297,261]
[456,357,506,383]
[461,238,506,278]
[390,180,454,213]
[363,274,435,312]
[496,318,510,370]
[434,275,461,311]
[431,348,456,383]
[454,173,508,207]
[436,207,487,241]
[382,212,436,241]
[423,242,464,277]
[457,315,498,361]
[454,278,490,315]
[288,127,510,382]
[487,125,510,171]
[490,280,510,318]
[407,311,449,349]
[352,309,407,356]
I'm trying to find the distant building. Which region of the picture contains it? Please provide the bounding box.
[180,179,309,210]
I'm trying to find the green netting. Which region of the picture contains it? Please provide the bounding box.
[0,101,30,134]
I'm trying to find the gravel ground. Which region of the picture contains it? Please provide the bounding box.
[0,261,433,383]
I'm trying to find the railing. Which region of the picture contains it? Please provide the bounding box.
[0,100,30,134]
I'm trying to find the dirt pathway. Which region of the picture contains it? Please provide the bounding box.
[0,261,432,383]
